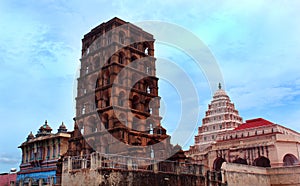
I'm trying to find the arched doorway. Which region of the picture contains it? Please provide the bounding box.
[283,154,299,166]
[213,157,226,171]
[253,156,271,167]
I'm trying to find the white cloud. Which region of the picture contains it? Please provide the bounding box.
[0,154,19,165]
[229,85,300,110]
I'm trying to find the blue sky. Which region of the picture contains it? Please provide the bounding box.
[1,0,300,172]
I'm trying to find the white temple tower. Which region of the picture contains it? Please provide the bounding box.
[190,83,243,153]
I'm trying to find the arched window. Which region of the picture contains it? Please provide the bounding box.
[105,97,110,107]
[118,92,125,106]
[145,99,150,112]
[130,37,138,49]
[149,107,153,114]
[132,73,139,88]
[145,82,151,93]
[107,33,112,45]
[149,123,153,134]
[96,40,101,49]
[132,95,139,110]
[95,78,100,88]
[119,53,124,64]
[103,71,110,85]
[146,86,151,94]
[102,114,109,129]
[253,156,271,167]
[157,127,162,135]
[132,116,140,131]
[85,66,89,74]
[88,117,97,133]
[94,57,100,69]
[119,113,126,126]
[131,56,138,68]
[145,47,149,55]
[145,66,151,74]
[53,142,56,158]
[92,124,97,132]
[213,157,226,171]
[82,105,86,114]
[119,32,125,44]
[106,76,110,84]
[81,125,84,134]
[283,154,299,166]
[150,146,154,158]
[118,72,124,84]
[143,43,150,55]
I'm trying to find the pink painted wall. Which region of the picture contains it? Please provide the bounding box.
[0,173,17,186]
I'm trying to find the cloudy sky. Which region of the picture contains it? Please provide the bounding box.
[1,0,300,172]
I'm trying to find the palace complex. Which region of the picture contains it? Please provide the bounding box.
[16,17,300,186]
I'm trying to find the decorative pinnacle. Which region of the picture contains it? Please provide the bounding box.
[218,83,222,90]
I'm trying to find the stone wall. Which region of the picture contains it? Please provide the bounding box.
[221,163,300,186]
[221,163,270,186]
[268,166,300,186]
[62,168,205,186]
[61,152,205,186]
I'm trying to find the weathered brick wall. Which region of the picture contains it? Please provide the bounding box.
[62,168,205,186]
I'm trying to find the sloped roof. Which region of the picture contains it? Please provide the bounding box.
[234,118,274,131]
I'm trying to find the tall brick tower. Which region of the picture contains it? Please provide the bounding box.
[68,17,172,159]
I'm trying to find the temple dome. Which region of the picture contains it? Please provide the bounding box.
[213,83,230,99]
[58,122,68,133]
[26,131,34,141]
[36,120,52,137]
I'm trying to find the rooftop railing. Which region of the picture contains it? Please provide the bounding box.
[63,152,203,176]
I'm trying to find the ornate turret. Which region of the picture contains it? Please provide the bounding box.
[26,131,34,141]
[36,120,52,137]
[58,122,67,133]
